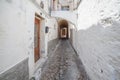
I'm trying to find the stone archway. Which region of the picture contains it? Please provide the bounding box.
[58,20,69,39]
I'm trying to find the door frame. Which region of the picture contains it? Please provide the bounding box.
[34,15,41,63]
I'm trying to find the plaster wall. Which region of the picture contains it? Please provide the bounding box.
[0,0,57,79]
[46,18,58,42]
[72,0,120,80]
[0,0,28,74]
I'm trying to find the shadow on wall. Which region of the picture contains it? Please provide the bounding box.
[73,21,120,80]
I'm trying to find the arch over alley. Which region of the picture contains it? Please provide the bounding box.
[58,19,69,39]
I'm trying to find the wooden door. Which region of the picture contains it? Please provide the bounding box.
[34,17,40,62]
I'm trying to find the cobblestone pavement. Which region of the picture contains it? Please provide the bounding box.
[40,40,90,80]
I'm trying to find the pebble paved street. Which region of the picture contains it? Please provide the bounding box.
[40,40,90,80]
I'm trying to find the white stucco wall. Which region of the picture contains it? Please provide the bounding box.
[0,0,56,78]
[46,18,58,42]
[0,0,28,74]
[72,0,120,80]
[77,0,120,30]
[73,22,120,80]
[35,0,49,13]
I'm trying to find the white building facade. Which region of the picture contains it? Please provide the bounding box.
[0,0,120,80]
[0,0,58,79]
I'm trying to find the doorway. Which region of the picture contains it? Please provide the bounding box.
[59,20,69,39]
[34,16,41,62]
[60,28,67,38]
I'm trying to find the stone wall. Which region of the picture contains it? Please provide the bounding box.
[72,21,120,80]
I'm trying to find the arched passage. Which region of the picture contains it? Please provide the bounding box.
[58,20,69,39]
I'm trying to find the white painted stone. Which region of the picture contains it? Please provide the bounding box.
[0,0,58,79]
[46,18,58,42]
[72,21,120,80]
[77,0,120,30]
[72,0,120,79]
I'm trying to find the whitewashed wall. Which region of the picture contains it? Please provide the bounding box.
[35,0,49,13]
[73,0,120,80]
[0,0,28,74]
[46,18,58,42]
[0,0,57,79]
[77,0,120,30]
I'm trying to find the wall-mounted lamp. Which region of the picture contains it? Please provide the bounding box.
[45,26,49,33]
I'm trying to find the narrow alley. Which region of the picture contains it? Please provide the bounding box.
[0,0,120,80]
[40,40,89,80]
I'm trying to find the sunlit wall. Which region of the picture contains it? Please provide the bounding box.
[77,0,120,30]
